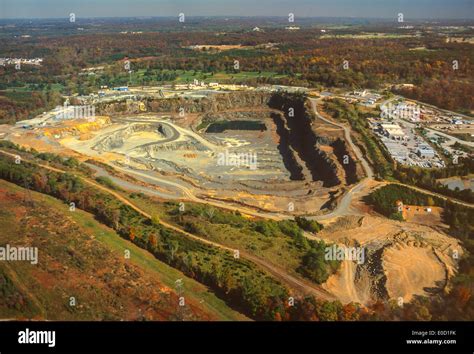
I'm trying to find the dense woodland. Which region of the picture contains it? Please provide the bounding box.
[394,80,474,115]
[165,200,338,284]
[1,23,474,122]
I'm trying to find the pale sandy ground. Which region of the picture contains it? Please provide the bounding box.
[58,117,333,214]
[320,215,462,305]
[383,245,445,302]
[323,260,372,305]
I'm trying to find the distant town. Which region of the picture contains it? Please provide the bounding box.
[0,57,43,66]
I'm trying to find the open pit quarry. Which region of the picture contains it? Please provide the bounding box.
[41,90,364,215]
[0,87,465,308]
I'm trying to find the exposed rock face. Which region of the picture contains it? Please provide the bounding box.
[145,139,210,154]
[331,138,358,185]
[268,92,340,187]
[96,92,272,116]
[271,112,305,180]
[200,110,273,122]
[93,123,166,151]
[96,91,358,187]
[320,215,460,305]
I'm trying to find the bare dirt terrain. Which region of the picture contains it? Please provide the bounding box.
[7,91,359,216]
[319,215,462,305]
[383,245,446,302]
[401,205,446,227]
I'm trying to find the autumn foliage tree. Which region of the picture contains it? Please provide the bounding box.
[129,227,136,241]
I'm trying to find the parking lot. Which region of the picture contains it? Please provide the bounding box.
[370,117,446,168]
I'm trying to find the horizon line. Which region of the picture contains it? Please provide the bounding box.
[1,15,473,21]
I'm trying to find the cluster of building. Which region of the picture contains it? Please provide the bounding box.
[86,83,309,106]
[0,57,43,66]
[380,123,405,140]
[381,99,473,161]
[174,80,221,90]
[16,103,96,129]
[345,90,382,106]
[400,101,471,126]
[381,101,421,122]
[369,117,445,168]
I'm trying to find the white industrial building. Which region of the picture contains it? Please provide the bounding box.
[381,123,405,140]
[394,102,421,122]
[416,144,436,159]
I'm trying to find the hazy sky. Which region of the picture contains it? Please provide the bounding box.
[0,0,473,19]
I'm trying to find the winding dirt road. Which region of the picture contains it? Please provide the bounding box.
[309,98,374,180]
[0,149,335,300]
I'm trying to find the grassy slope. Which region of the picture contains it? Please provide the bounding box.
[0,179,247,321]
[128,195,310,278]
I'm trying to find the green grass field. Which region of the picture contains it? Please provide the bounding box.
[4,83,64,92]
[128,68,289,85]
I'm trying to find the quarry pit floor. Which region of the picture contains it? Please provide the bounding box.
[41,113,339,216]
[0,110,463,306]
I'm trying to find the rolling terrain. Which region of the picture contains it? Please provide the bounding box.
[0,178,247,321]
[0,14,473,324]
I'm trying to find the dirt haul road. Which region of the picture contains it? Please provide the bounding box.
[309,98,374,180]
[48,97,473,224]
[308,98,474,211]
[0,149,335,300]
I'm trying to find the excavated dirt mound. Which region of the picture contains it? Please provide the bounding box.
[383,244,446,302]
[320,215,462,305]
